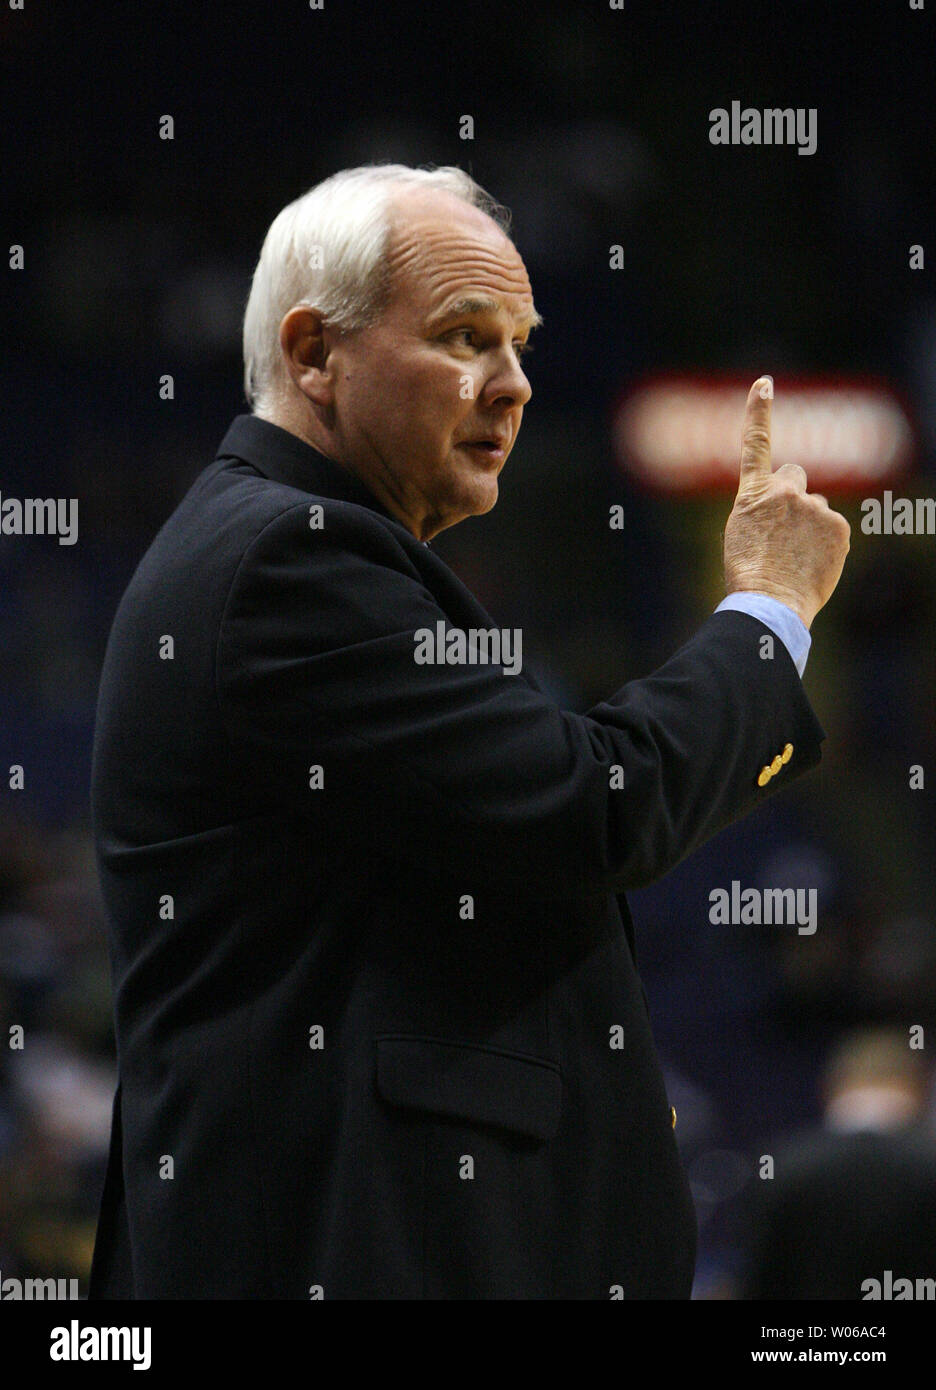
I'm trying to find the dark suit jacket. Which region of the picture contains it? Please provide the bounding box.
[88,413,825,1299]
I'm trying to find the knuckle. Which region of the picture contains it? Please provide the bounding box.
[773,479,800,503]
[774,465,807,492]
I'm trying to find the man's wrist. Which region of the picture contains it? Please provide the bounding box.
[715,592,812,677]
[723,583,813,630]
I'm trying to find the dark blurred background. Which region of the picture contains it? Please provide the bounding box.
[1,0,934,1297]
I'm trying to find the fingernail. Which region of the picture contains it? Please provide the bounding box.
[758,376,774,400]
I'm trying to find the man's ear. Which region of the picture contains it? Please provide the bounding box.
[279,306,336,408]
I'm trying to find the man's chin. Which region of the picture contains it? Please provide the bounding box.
[429,480,499,538]
[462,476,499,520]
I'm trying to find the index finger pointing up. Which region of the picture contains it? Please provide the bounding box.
[739,375,774,484]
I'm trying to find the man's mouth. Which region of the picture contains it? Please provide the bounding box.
[457,438,508,464]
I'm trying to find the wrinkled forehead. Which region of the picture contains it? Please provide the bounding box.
[381,188,539,329]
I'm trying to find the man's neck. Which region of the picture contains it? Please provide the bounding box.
[257,403,430,541]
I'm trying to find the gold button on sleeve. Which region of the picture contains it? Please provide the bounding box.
[757,767,772,787]
[671,1106,677,1129]
[781,743,794,763]
[770,755,783,775]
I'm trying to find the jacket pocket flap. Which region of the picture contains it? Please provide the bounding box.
[375,1034,562,1142]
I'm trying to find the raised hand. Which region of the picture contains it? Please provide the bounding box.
[723,376,851,630]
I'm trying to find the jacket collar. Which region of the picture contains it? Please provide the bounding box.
[214,414,398,524]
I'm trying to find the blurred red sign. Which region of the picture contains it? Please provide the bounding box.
[612,373,915,494]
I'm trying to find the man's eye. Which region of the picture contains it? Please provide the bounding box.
[445,331,532,358]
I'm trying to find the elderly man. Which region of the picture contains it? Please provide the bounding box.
[89,164,849,1299]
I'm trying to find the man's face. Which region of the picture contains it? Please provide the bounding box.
[323,188,538,541]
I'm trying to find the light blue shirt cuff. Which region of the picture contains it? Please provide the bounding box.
[714,593,811,677]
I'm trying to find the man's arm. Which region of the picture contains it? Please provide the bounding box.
[216,502,824,900]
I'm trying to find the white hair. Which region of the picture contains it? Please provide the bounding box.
[242,163,514,412]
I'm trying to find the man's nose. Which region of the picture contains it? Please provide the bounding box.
[481,352,532,408]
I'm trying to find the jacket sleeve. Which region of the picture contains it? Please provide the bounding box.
[216,501,826,898]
